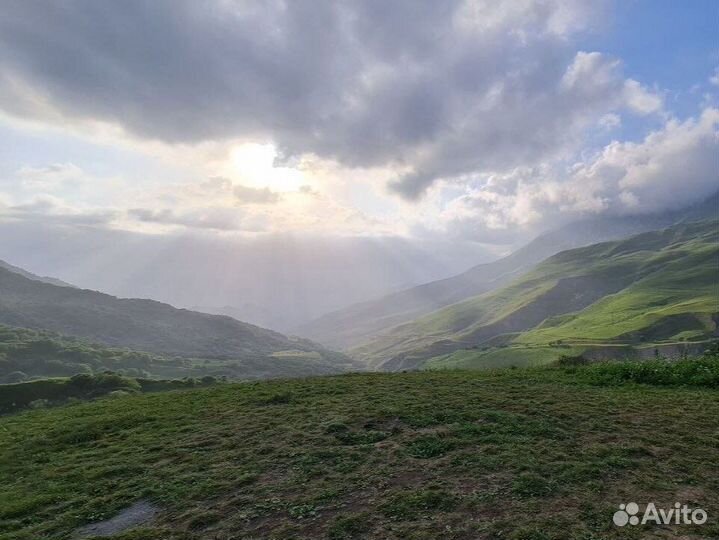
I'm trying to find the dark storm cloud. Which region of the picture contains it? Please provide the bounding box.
[1,0,647,198]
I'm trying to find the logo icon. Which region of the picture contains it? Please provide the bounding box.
[613,502,640,526]
[613,502,707,527]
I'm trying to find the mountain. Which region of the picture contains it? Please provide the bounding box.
[190,303,289,332]
[355,219,719,370]
[299,193,719,350]
[0,226,493,332]
[0,259,75,288]
[0,265,355,378]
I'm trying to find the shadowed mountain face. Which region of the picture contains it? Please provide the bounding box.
[298,193,719,350]
[0,265,350,370]
[356,219,719,371]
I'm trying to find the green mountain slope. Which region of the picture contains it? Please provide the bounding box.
[299,193,719,350]
[357,220,719,370]
[0,267,354,378]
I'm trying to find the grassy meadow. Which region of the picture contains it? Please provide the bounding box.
[1,359,718,539]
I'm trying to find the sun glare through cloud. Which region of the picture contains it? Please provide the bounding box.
[230,143,306,192]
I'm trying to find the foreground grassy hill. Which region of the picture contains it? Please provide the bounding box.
[1,358,717,539]
[357,220,718,371]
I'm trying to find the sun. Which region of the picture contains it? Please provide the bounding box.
[230,143,305,192]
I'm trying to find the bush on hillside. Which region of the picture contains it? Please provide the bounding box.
[565,349,719,388]
[556,355,590,367]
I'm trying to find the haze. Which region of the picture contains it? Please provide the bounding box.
[0,0,717,329]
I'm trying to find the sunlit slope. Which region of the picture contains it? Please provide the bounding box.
[518,246,717,345]
[300,193,719,350]
[359,220,718,370]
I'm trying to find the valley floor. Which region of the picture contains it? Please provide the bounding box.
[1,369,718,539]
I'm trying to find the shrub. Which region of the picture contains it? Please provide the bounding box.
[28,399,50,409]
[556,355,590,367]
[575,356,719,387]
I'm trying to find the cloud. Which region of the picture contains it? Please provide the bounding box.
[13,163,89,192]
[233,184,280,204]
[429,107,719,242]
[0,1,663,201]
[622,79,663,115]
[571,107,719,214]
[710,68,719,87]
[127,207,249,231]
[3,194,117,226]
[298,184,318,196]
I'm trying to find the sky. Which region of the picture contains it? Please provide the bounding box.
[0,1,717,324]
[0,0,717,244]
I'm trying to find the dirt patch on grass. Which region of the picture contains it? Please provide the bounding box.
[74,500,159,538]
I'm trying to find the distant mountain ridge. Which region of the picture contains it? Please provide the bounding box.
[298,192,719,350]
[0,259,76,289]
[0,265,354,377]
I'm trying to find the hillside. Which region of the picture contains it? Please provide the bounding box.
[0,325,357,383]
[1,361,717,539]
[299,193,719,350]
[0,267,354,378]
[0,258,75,288]
[356,220,719,370]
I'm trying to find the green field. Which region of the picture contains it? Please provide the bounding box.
[2,360,718,539]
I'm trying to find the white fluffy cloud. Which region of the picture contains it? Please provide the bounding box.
[573,107,718,213]
[432,107,719,242]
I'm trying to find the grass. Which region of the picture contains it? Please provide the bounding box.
[1,363,718,539]
[425,346,576,370]
[0,373,223,414]
[0,324,358,383]
[356,220,719,369]
[563,354,719,387]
